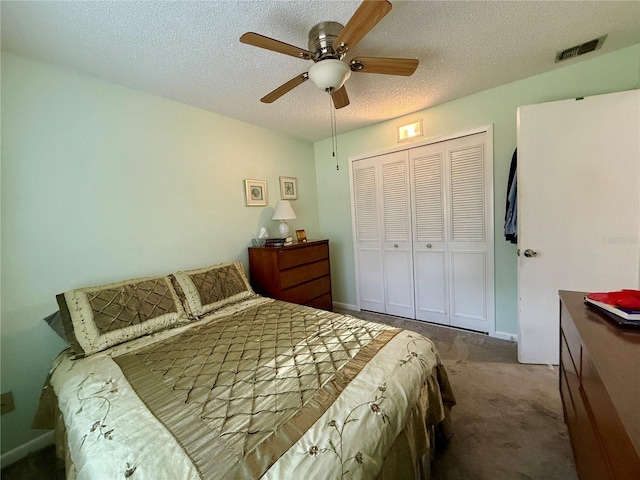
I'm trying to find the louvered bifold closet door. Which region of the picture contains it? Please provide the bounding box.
[380,151,415,317]
[352,156,385,313]
[447,132,490,333]
[411,143,449,324]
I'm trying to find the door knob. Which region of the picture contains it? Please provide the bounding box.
[523,249,538,258]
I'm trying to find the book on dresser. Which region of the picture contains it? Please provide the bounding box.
[264,236,293,247]
[248,239,332,311]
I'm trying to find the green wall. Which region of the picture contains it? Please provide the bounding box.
[0,52,318,455]
[314,44,640,335]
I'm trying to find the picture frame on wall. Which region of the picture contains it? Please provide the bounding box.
[279,176,298,200]
[244,179,267,206]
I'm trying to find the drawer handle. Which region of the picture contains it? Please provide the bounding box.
[394,244,399,248]
[426,244,432,248]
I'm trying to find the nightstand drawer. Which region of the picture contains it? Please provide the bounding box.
[278,243,329,269]
[280,260,330,289]
[281,276,331,304]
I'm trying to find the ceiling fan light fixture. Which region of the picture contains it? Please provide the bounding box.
[308,59,351,92]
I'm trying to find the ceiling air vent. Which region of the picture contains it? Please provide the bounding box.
[555,35,607,63]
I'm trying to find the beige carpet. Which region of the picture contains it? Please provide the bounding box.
[338,308,578,480]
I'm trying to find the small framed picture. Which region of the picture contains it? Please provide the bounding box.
[295,229,307,243]
[279,176,298,200]
[244,179,267,206]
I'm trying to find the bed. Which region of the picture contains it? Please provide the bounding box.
[34,261,455,479]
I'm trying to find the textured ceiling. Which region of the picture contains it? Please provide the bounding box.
[2,1,639,142]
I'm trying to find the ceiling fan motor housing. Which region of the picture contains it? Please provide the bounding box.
[308,21,345,60]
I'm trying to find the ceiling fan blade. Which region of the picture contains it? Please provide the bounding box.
[334,0,392,54]
[331,86,350,109]
[350,57,419,76]
[240,32,315,60]
[260,73,309,103]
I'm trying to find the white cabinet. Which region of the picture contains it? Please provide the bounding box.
[351,130,494,334]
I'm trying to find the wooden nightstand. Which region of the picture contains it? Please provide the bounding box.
[248,239,332,311]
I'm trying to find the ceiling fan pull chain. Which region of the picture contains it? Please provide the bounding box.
[330,95,339,170]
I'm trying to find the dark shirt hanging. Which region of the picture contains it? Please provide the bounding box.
[504,149,517,244]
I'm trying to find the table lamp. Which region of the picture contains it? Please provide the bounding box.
[272,200,296,238]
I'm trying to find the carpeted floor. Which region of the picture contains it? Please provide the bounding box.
[2,309,577,480]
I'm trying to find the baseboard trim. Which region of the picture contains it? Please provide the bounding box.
[332,301,357,311]
[495,331,518,342]
[1,430,54,468]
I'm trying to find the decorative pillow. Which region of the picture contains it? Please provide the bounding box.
[56,276,187,357]
[171,261,255,318]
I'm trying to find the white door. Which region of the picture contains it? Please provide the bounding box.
[352,156,385,313]
[352,151,414,317]
[380,151,414,318]
[517,90,640,364]
[411,132,493,333]
[411,142,449,324]
[446,133,492,333]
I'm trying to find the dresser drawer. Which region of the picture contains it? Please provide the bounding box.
[278,243,328,270]
[571,387,612,480]
[280,276,331,304]
[561,329,579,380]
[561,333,580,408]
[581,348,640,480]
[280,260,330,289]
[560,364,576,425]
[305,293,333,311]
[560,303,581,375]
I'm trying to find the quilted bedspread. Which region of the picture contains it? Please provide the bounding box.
[47,297,454,479]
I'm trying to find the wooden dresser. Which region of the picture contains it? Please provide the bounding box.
[559,291,640,480]
[248,239,332,311]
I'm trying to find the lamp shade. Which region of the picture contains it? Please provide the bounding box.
[308,59,351,92]
[272,200,296,220]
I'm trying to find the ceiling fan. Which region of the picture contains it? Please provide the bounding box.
[240,0,418,109]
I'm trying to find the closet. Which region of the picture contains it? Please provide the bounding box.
[350,130,494,334]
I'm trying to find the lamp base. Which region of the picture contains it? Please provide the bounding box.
[278,220,290,238]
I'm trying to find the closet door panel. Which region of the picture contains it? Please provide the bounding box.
[447,132,491,333]
[383,245,415,316]
[450,251,487,330]
[358,247,385,312]
[380,151,414,318]
[414,249,448,323]
[353,158,385,313]
[411,143,449,324]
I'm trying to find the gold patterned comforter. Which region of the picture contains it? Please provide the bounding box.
[46,297,454,479]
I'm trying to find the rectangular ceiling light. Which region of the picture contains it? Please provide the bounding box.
[397,119,423,142]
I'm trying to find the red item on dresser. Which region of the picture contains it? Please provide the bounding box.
[586,289,640,312]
